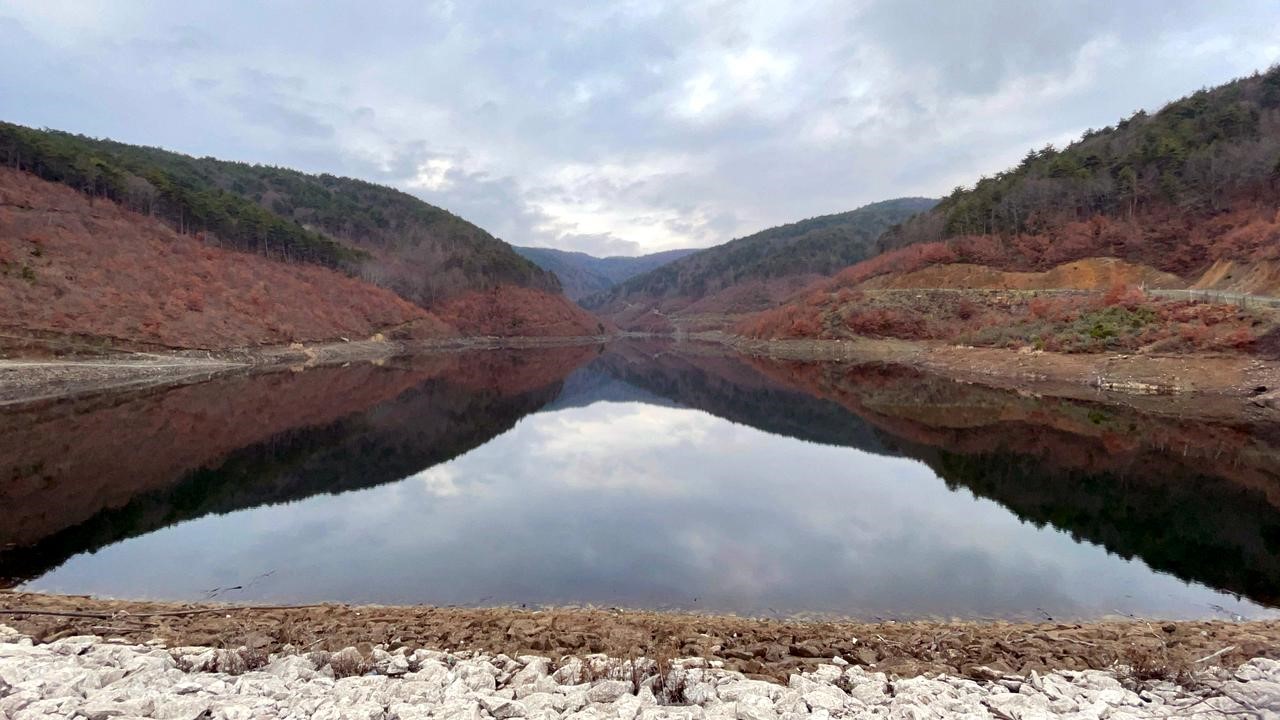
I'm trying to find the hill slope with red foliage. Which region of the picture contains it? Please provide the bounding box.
[0,167,446,351]
[0,169,605,350]
[737,68,1280,352]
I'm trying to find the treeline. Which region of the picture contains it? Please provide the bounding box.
[884,65,1280,249]
[0,123,363,269]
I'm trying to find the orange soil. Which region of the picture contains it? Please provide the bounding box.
[841,203,1280,293]
[861,258,1183,291]
[1192,259,1280,296]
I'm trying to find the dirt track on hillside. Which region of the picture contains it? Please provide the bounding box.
[2,592,1277,683]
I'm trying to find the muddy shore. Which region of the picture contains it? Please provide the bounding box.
[710,334,1280,421]
[3,593,1277,684]
[4,331,1280,418]
[0,334,610,406]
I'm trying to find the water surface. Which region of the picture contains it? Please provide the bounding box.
[3,341,1278,621]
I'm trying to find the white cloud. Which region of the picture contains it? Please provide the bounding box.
[1,0,1277,254]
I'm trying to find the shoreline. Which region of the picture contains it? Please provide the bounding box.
[4,623,1275,720]
[0,333,611,407]
[710,333,1280,421]
[2,330,1278,417]
[2,592,1277,684]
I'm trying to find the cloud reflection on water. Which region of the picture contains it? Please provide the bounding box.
[27,396,1275,621]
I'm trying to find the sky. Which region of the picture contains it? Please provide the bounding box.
[2,1,1278,256]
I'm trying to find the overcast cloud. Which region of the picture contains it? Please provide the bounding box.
[2,1,1277,255]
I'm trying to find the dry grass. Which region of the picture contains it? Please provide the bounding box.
[169,646,269,676]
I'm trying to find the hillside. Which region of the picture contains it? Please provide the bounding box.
[514,246,698,300]
[741,66,1280,354]
[583,197,937,330]
[837,65,1280,294]
[0,167,447,352]
[0,123,605,342]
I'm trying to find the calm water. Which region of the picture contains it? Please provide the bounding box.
[3,341,1279,621]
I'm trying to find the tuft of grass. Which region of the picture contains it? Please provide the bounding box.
[1114,641,1196,688]
[328,648,372,678]
[169,647,269,676]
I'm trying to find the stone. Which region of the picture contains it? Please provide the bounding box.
[717,680,779,702]
[0,626,1273,720]
[480,694,529,718]
[613,694,643,720]
[586,679,633,703]
[433,698,485,720]
[735,694,778,720]
[788,643,826,659]
[801,688,845,712]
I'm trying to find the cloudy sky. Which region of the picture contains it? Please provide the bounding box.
[3,1,1278,256]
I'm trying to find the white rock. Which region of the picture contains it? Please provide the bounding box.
[735,694,777,720]
[684,681,718,705]
[614,693,644,720]
[717,680,779,702]
[808,665,842,684]
[587,679,634,703]
[1,629,1275,720]
[553,659,585,685]
[801,688,845,712]
[480,694,529,718]
[433,698,485,720]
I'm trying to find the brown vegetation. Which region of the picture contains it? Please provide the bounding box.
[0,167,444,350]
[738,282,1276,356]
[0,168,612,350]
[434,285,609,338]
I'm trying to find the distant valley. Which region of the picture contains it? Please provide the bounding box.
[513,246,699,301]
[582,197,937,331]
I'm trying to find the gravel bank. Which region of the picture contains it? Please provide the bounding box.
[5,594,1280,685]
[1,625,1277,719]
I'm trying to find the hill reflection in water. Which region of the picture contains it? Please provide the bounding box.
[3,341,1277,620]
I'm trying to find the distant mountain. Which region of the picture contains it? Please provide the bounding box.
[581,197,937,330]
[0,122,604,343]
[514,246,699,301]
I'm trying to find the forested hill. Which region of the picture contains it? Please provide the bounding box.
[513,246,698,301]
[878,65,1280,275]
[0,123,559,306]
[582,197,936,323]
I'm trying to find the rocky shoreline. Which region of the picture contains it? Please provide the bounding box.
[2,624,1277,719]
[4,593,1280,686]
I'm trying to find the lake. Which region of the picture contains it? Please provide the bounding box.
[3,340,1278,621]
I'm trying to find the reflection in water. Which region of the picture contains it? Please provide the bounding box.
[2,341,1278,620]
